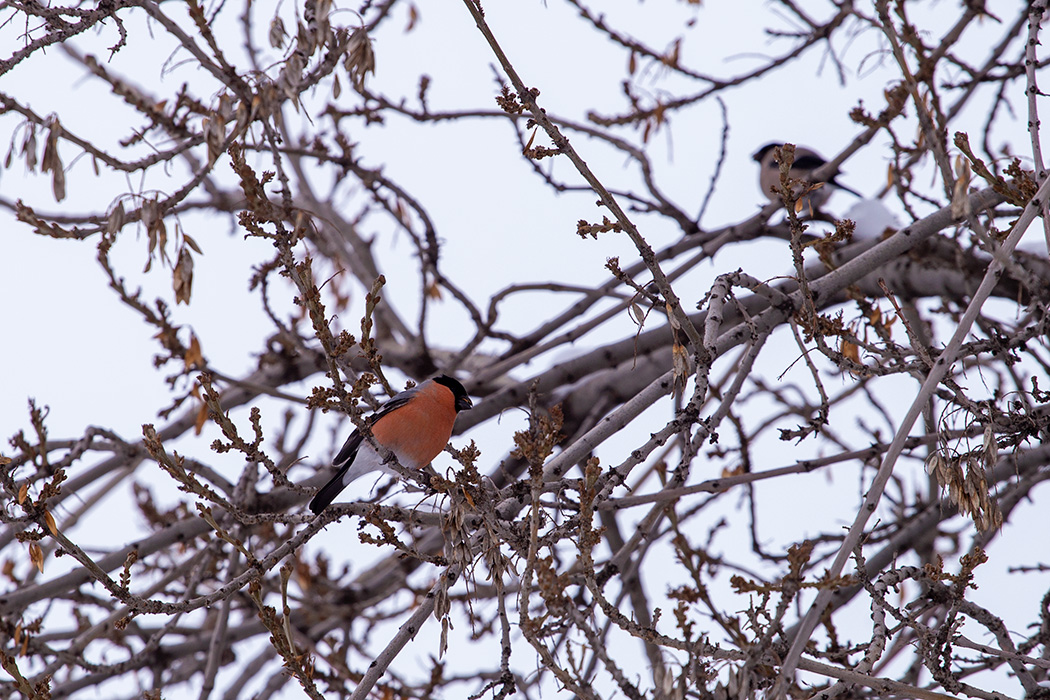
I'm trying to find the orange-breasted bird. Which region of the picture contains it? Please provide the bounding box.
[309,375,473,515]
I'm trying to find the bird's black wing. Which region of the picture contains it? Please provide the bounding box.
[310,389,418,515]
[332,391,414,468]
[792,154,827,170]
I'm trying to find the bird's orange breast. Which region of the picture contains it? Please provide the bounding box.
[370,382,458,469]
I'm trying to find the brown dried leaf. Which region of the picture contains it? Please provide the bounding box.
[194,401,209,436]
[41,119,59,172]
[185,333,204,370]
[951,155,972,219]
[672,341,688,384]
[982,425,998,468]
[43,511,57,536]
[665,302,681,330]
[1,559,15,583]
[42,119,65,201]
[22,126,38,172]
[721,464,745,478]
[142,198,170,272]
[154,218,168,262]
[344,26,376,90]
[280,53,305,102]
[523,128,537,155]
[182,232,202,255]
[664,38,681,68]
[203,115,224,164]
[29,542,44,574]
[629,302,645,327]
[107,201,125,236]
[269,15,286,48]
[924,453,942,476]
[841,339,860,363]
[296,20,311,55]
[51,164,66,202]
[173,246,194,305]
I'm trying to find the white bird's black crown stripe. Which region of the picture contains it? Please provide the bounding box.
[752,142,862,199]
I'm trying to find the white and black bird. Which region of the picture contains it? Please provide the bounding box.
[753,143,861,212]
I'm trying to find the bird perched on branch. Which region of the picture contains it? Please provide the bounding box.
[753,143,861,213]
[309,375,473,515]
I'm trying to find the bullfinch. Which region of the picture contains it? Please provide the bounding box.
[753,143,861,211]
[309,375,473,515]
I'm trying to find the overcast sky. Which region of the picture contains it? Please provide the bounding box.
[1,1,1045,697]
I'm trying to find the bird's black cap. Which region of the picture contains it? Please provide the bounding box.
[434,375,472,412]
[752,142,780,162]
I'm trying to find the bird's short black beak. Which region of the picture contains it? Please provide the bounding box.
[456,396,473,412]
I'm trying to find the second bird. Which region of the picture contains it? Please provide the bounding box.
[753,143,861,212]
[309,375,473,515]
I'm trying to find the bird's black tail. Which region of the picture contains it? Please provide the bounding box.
[309,471,347,515]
